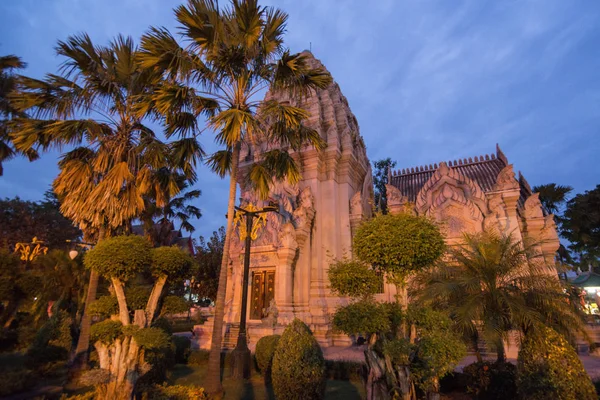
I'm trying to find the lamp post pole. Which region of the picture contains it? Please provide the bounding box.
[231,204,277,379]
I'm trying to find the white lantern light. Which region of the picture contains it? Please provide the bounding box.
[69,250,79,260]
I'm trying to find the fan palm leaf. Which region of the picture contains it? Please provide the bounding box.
[417,231,586,362]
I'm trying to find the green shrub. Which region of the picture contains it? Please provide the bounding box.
[463,361,517,400]
[88,295,119,318]
[84,235,152,281]
[0,367,33,396]
[332,300,390,338]
[147,384,207,400]
[125,286,151,311]
[255,334,280,374]
[151,246,195,279]
[152,316,173,335]
[161,295,190,316]
[328,259,381,298]
[517,326,596,400]
[90,320,123,344]
[188,350,210,366]
[27,310,73,365]
[272,319,325,400]
[132,327,171,350]
[172,335,191,364]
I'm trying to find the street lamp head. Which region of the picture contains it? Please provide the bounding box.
[69,250,79,260]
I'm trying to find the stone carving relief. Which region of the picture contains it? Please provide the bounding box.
[350,191,362,216]
[293,186,315,230]
[278,222,298,250]
[362,170,374,218]
[415,162,486,237]
[484,195,507,234]
[385,184,408,207]
[523,193,544,219]
[416,162,487,216]
[494,165,520,191]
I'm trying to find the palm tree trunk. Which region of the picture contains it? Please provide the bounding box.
[496,340,506,363]
[71,229,104,372]
[71,269,100,368]
[206,143,241,396]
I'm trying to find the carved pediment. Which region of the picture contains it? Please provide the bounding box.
[494,165,519,191]
[416,162,487,215]
[415,162,486,236]
[523,193,544,219]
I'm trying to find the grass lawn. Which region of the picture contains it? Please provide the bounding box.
[169,363,365,400]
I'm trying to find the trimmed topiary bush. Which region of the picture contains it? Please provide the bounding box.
[84,235,152,281]
[90,320,123,344]
[272,319,325,400]
[517,326,596,400]
[255,334,280,374]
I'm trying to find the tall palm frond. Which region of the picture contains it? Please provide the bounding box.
[0,55,38,175]
[9,35,211,234]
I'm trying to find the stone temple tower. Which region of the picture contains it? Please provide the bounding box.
[220,52,374,347]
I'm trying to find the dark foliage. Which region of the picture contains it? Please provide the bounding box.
[0,193,81,250]
[462,361,517,400]
[193,226,225,302]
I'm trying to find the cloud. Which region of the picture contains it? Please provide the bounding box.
[1,0,599,238]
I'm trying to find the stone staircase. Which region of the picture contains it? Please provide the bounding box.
[223,324,240,349]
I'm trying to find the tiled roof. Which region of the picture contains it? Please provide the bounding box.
[388,145,530,204]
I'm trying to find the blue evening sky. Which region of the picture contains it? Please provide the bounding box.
[1,0,599,239]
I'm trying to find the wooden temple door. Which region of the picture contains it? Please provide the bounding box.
[250,270,275,319]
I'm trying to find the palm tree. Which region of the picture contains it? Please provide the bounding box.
[0,55,38,175]
[9,34,208,370]
[139,171,202,246]
[533,183,573,216]
[417,232,585,362]
[137,0,332,393]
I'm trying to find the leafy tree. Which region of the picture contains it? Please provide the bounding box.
[372,158,396,213]
[562,185,600,265]
[517,325,596,400]
[353,213,445,309]
[417,232,586,363]
[84,236,196,399]
[137,1,332,393]
[328,259,381,299]
[9,34,204,371]
[328,257,462,400]
[0,193,81,250]
[193,227,225,302]
[0,55,38,175]
[331,299,465,400]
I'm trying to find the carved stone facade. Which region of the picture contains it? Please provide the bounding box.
[196,53,560,350]
[386,145,560,268]
[222,52,373,347]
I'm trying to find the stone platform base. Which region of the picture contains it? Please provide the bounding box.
[192,321,352,351]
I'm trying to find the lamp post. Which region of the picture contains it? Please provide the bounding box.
[231,203,278,379]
